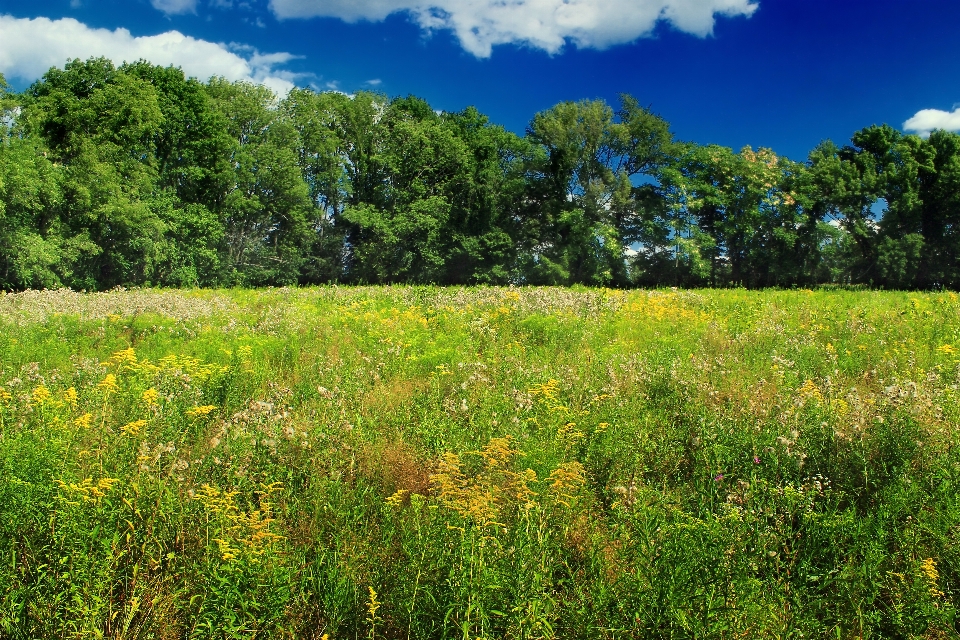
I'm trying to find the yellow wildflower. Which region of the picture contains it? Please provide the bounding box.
[833,399,849,417]
[937,344,957,355]
[111,347,138,367]
[214,538,239,562]
[529,379,561,400]
[95,477,118,495]
[186,405,218,418]
[432,452,498,526]
[366,586,381,623]
[56,476,118,503]
[557,421,586,442]
[385,489,409,508]
[920,558,944,599]
[98,374,119,393]
[74,413,94,429]
[31,385,52,406]
[798,379,823,404]
[0,388,11,403]
[548,461,586,507]
[142,388,160,406]
[431,437,536,527]
[121,419,148,436]
[63,387,78,407]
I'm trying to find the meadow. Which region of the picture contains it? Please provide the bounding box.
[0,286,958,639]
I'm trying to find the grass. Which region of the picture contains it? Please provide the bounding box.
[0,285,958,639]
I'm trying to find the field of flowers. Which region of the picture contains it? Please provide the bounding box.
[0,286,958,639]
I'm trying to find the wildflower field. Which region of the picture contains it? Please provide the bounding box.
[1,286,959,639]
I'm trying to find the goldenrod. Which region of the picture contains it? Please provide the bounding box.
[74,413,94,429]
[920,558,944,599]
[142,388,160,406]
[186,405,218,418]
[31,384,51,406]
[98,374,119,393]
[121,419,148,436]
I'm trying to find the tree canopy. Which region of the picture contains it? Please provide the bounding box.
[1,57,959,291]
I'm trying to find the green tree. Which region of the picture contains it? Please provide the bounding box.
[807,125,937,288]
[855,125,934,288]
[206,78,312,285]
[639,142,824,288]
[921,130,960,288]
[122,63,234,206]
[438,106,531,285]
[22,58,166,289]
[340,97,466,283]
[721,147,815,288]
[121,62,235,286]
[281,89,351,282]
[0,72,13,118]
[524,95,675,286]
[0,133,92,290]
[635,149,714,287]
[342,197,451,283]
[326,95,528,284]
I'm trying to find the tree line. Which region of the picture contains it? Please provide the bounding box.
[1,57,958,291]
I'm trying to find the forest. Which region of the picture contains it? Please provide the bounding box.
[1,57,959,292]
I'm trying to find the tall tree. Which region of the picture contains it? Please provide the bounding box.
[121,62,233,286]
[0,126,81,290]
[280,88,353,282]
[807,125,936,288]
[340,96,468,283]
[206,78,312,285]
[438,106,531,285]
[525,95,674,286]
[22,58,166,289]
[921,130,960,288]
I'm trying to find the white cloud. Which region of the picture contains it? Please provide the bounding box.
[0,14,300,95]
[269,0,759,57]
[903,107,960,138]
[150,0,198,15]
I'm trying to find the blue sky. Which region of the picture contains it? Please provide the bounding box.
[1,0,959,161]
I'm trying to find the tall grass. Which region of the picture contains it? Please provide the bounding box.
[0,286,957,638]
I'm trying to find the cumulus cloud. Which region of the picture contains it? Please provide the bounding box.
[269,0,758,57]
[903,107,960,138]
[0,14,300,95]
[150,0,198,16]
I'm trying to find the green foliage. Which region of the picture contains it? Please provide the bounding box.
[523,96,675,287]
[1,287,959,637]
[804,125,957,289]
[3,57,960,291]
[343,197,451,283]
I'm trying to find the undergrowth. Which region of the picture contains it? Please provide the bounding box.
[0,286,958,639]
